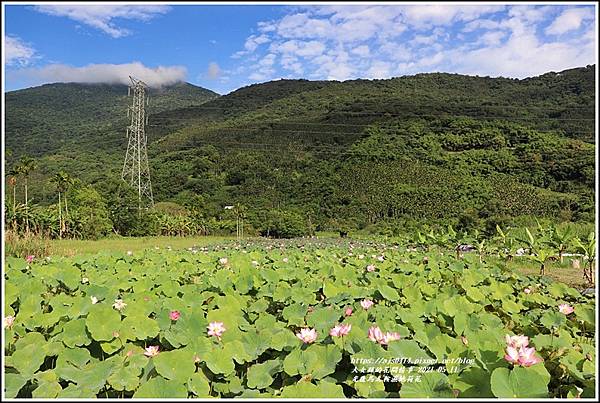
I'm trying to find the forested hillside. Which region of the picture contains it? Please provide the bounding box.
[5,82,219,158]
[4,65,595,238]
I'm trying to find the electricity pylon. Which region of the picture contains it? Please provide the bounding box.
[122,76,154,211]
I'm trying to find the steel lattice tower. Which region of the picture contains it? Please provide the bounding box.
[122,76,154,210]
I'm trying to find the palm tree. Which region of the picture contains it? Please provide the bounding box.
[50,171,74,238]
[50,172,65,238]
[14,156,37,234]
[61,173,74,223]
[6,171,18,231]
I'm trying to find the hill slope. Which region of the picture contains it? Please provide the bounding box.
[4,66,595,232]
[5,81,219,159]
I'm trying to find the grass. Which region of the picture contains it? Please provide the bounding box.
[505,257,590,290]
[47,235,239,257]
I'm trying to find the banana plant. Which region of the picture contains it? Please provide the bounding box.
[528,248,555,276]
[494,224,516,261]
[549,225,574,264]
[574,232,596,285]
[517,227,555,275]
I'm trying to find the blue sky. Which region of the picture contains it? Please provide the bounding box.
[3,2,597,94]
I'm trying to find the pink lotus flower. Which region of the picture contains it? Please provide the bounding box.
[296,328,318,343]
[505,345,543,367]
[558,304,574,315]
[524,287,532,294]
[505,334,529,349]
[126,350,134,357]
[380,332,401,345]
[112,299,127,311]
[26,255,34,264]
[361,299,374,310]
[368,326,401,345]
[218,257,228,265]
[344,306,353,316]
[194,354,202,363]
[366,264,376,272]
[112,331,120,338]
[4,315,15,329]
[144,345,160,357]
[504,334,542,367]
[368,326,384,343]
[207,321,226,340]
[330,324,352,337]
[169,310,181,321]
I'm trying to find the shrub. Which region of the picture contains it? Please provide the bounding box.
[256,209,308,238]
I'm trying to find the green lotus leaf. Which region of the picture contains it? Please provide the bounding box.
[378,284,400,301]
[32,380,62,398]
[153,348,196,381]
[133,376,188,398]
[85,304,122,341]
[575,306,595,326]
[187,372,211,397]
[204,345,235,375]
[107,365,141,391]
[490,366,549,398]
[10,343,46,376]
[119,314,159,341]
[282,303,308,326]
[58,318,91,348]
[56,384,98,398]
[540,311,567,329]
[387,340,432,361]
[4,373,28,398]
[247,360,281,389]
[280,380,345,398]
[450,367,492,397]
[353,378,386,398]
[400,371,454,398]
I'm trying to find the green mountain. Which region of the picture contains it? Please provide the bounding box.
[4,66,596,234]
[5,81,220,159]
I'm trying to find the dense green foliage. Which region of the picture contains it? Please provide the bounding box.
[4,66,595,237]
[4,238,595,398]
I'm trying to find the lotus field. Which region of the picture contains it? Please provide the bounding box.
[3,238,596,398]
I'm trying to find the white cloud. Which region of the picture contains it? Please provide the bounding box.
[463,18,503,32]
[232,34,270,58]
[232,4,595,85]
[275,13,333,39]
[444,8,596,78]
[351,45,370,57]
[33,5,170,38]
[9,62,187,88]
[272,40,326,58]
[478,31,507,46]
[366,60,393,78]
[400,5,505,28]
[5,35,36,66]
[259,54,276,67]
[206,62,221,79]
[546,8,593,35]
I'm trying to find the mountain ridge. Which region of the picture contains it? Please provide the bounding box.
[4,65,595,230]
